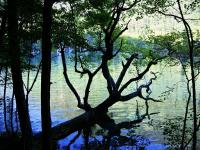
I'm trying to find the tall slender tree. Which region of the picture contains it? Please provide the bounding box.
[154,0,199,148]
[177,1,197,148]
[7,0,32,149]
[41,0,54,149]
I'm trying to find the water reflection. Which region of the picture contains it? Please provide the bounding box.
[0,52,200,149]
[58,123,169,150]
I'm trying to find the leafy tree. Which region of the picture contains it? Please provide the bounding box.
[43,0,172,142]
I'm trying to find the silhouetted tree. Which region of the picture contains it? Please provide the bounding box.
[41,0,54,149]
[7,0,33,149]
[155,0,200,149]
[40,0,164,141]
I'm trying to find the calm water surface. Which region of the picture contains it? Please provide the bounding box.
[0,52,200,149]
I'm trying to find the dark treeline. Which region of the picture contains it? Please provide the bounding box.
[0,0,199,150]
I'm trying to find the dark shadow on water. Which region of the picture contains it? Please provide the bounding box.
[57,112,168,150]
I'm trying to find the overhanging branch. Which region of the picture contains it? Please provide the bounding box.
[119,60,157,93]
[116,53,137,89]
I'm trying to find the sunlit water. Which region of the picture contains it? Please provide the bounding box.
[0,52,200,149]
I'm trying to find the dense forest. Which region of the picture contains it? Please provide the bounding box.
[0,0,200,149]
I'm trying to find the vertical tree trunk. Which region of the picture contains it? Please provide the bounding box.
[7,0,33,149]
[41,0,53,149]
[3,66,9,133]
[177,1,197,148]
[0,10,7,47]
[189,37,197,150]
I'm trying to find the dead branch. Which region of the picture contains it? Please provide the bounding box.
[116,53,137,89]
[119,60,157,93]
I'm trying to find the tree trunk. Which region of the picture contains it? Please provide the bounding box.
[0,9,7,47]
[41,0,53,149]
[7,0,33,149]
[3,66,9,133]
[35,96,118,140]
[35,96,149,141]
[177,1,197,148]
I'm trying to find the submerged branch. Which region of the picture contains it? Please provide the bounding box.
[117,112,159,129]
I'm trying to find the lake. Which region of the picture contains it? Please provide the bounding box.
[0,51,200,149]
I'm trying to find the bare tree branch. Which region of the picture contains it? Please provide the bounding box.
[74,47,103,109]
[60,48,83,108]
[121,0,141,11]
[83,64,102,109]
[28,61,42,94]
[116,53,137,89]
[101,57,116,94]
[120,72,161,102]
[112,39,123,58]
[119,60,157,93]
[112,19,131,42]
[74,47,91,75]
[180,57,192,149]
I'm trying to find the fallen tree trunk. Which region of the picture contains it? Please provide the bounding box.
[34,111,109,141]
[34,64,159,141]
[34,99,158,141]
[34,115,95,148]
[34,97,117,140]
[49,109,97,140]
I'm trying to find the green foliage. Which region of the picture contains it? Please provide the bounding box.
[163,117,193,149]
[52,1,90,49]
[145,32,190,54]
[0,0,42,67]
[4,0,198,69]
[18,0,42,41]
[83,9,111,29]
[52,7,74,47]
[129,0,175,20]
[184,0,200,11]
[116,36,160,60]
